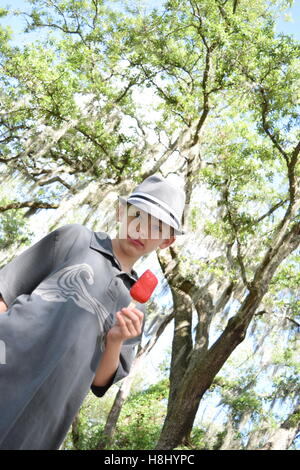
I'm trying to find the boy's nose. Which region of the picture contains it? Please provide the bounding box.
[136,221,148,239]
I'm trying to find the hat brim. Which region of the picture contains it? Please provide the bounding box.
[118,196,185,235]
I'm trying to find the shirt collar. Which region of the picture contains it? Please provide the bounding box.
[90,231,139,281]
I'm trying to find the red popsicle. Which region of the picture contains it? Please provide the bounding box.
[127,269,158,308]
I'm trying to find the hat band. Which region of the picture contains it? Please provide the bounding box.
[127,193,180,230]
[129,191,180,222]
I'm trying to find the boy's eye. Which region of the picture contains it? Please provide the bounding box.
[131,211,162,233]
[152,224,162,234]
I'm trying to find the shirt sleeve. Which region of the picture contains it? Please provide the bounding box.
[91,304,146,398]
[0,230,57,308]
[90,340,139,398]
[0,223,87,308]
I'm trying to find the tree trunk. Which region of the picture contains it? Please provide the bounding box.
[155,221,300,449]
[260,402,300,450]
[155,309,255,449]
[96,355,143,449]
[246,425,269,450]
[71,412,81,450]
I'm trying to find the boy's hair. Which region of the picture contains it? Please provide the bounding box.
[120,201,175,238]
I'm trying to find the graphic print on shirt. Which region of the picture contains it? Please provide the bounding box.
[34,263,111,327]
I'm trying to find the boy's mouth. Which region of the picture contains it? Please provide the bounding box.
[127,235,144,247]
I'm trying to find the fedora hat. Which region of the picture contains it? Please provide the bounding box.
[118,174,186,235]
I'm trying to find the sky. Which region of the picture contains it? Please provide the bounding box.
[276,0,300,39]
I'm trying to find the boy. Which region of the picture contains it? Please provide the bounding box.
[0,174,185,450]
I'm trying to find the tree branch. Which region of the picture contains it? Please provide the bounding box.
[37,176,73,191]
[258,86,290,163]
[0,201,59,212]
[223,181,250,287]
[256,198,289,224]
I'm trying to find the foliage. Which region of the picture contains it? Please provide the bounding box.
[63,379,169,450]
[0,205,33,251]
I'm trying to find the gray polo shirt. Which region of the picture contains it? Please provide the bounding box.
[0,224,146,450]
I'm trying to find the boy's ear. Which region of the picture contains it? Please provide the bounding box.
[158,236,176,250]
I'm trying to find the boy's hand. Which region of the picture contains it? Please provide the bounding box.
[0,295,8,314]
[107,307,144,344]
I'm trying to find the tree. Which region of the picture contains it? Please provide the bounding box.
[134,0,300,449]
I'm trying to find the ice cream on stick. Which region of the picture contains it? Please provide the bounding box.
[127,269,158,309]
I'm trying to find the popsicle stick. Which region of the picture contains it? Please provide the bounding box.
[127,300,137,309]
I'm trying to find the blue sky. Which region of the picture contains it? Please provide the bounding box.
[276,0,300,39]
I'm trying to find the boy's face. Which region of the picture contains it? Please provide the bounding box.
[117,203,176,255]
